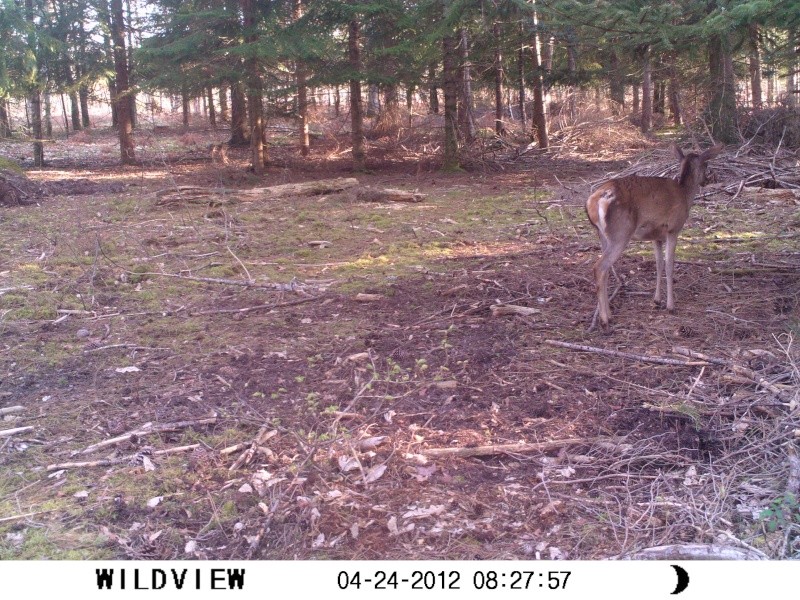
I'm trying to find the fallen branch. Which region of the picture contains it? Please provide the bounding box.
[156,177,360,205]
[624,543,768,560]
[419,436,623,459]
[0,405,24,416]
[0,426,34,438]
[672,346,789,398]
[48,444,200,471]
[191,295,322,316]
[490,304,541,317]
[356,187,426,203]
[545,339,707,367]
[128,272,313,292]
[77,417,217,455]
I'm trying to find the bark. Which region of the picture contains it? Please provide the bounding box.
[219,85,229,122]
[110,0,136,164]
[79,86,90,127]
[334,85,340,116]
[367,84,380,117]
[229,82,249,146]
[608,49,625,115]
[294,0,310,156]
[667,58,682,126]
[493,23,505,135]
[518,43,526,128]
[207,87,216,127]
[748,23,762,109]
[640,45,652,134]
[25,0,44,166]
[566,30,577,121]
[442,33,460,170]
[708,33,738,143]
[181,87,190,126]
[348,18,366,171]
[530,14,548,148]
[242,0,266,173]
[0,100,10,137]
[428,64,439,114]
[457,28,476,144]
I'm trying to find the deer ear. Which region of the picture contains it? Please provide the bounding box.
[672,144,685,161]
[701,143,724,161]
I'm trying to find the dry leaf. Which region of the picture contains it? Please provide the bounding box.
[146,496,163,508]
[363,464,387,484]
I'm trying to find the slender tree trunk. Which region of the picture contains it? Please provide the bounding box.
[748,23,762,109]
[609,49,624,115]
[207,87,216,127]
[708,33,738,143]
[110,0,135,163]
[242,0,265,173]
[219,85,229,122]
[0,100,10,137]
[530,9,548,148]
[518,43,526,128]
[61,94,70,133]
[334,85,341,116]
[348,18,366,171]
[667,55,682,126]
[294,0,310,156]
[566,30,577,122]
[181,87,190,126]
[79,86,90,127]
[44,93,52,138]
[367,84,380,117]
[457,28,477,144]
[428,64,439,114]
[25,0,44,166]
[494,23,505,135]
[442,33,460,170]
[640,45,652,134]
[230,83,249,145]
[632,84,640,114]
[64,66,82,131]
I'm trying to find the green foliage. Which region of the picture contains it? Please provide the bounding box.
[760,493,800,533]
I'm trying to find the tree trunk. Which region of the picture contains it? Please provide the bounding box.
[428,64,439,114]
[367,84,380,117]
[518,43,526,128]
[457,29,477,144]
[219,85,229,122]
[294,0,310,156]
[44,93,52,138]
[242,0,265,174]
[334,85,341,116]
[667,56,682,126]
[0,100,10,137]
[79,86,90,127]
[207,87,216,127]
[442,33,460,170]
[25,0,44,166]
[632,84,640,115]
[530,11,548,148]
[708,33,738,143]
[229,82,249,146]
[181,87,190,126]
[748,23,762,110]
[494,23,505,136]
[348,18,366,171]
[609,49,624,115]
[566,30,577,122]
[640,45,652,134]
[110,0,136,164]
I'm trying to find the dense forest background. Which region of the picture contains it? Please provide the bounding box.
[1,0,800,168]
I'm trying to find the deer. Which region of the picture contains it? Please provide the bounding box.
[586,143,724,330]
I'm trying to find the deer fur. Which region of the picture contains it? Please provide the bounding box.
[586,143,723,329]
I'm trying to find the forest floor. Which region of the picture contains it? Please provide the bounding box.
[0,117,798,560]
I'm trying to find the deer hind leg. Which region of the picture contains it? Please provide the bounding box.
[594,240,627,329]
[665,233,678,312]
[653,240,664,307]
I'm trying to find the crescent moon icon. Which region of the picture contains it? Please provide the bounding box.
[670,564,690,595]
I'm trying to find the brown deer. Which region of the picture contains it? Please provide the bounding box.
[586,143,724,329]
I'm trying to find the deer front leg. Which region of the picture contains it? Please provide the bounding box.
[665,233,678,312]
[653,240,664,307]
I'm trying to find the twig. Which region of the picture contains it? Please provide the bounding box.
[545,339,707,367]
[191,295,322,316]
[48,444,200,471]
[0,426,34,438]
[77,417,217,455]
[419,436,623,458]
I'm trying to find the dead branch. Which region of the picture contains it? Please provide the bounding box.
[0,405,24,416]
[624,543,768,560]
[419,436,624,458]
[48,444,200,471]
[228,426,278,471]
[156,177,360,206]
[191,295,323,316]
[545,339,707,367]
[490,304,541,317]
[0,426,34,438]
[77,417,217,455]
[356,187,426,203]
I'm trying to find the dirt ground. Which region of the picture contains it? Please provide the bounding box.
[0,119,798,560]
